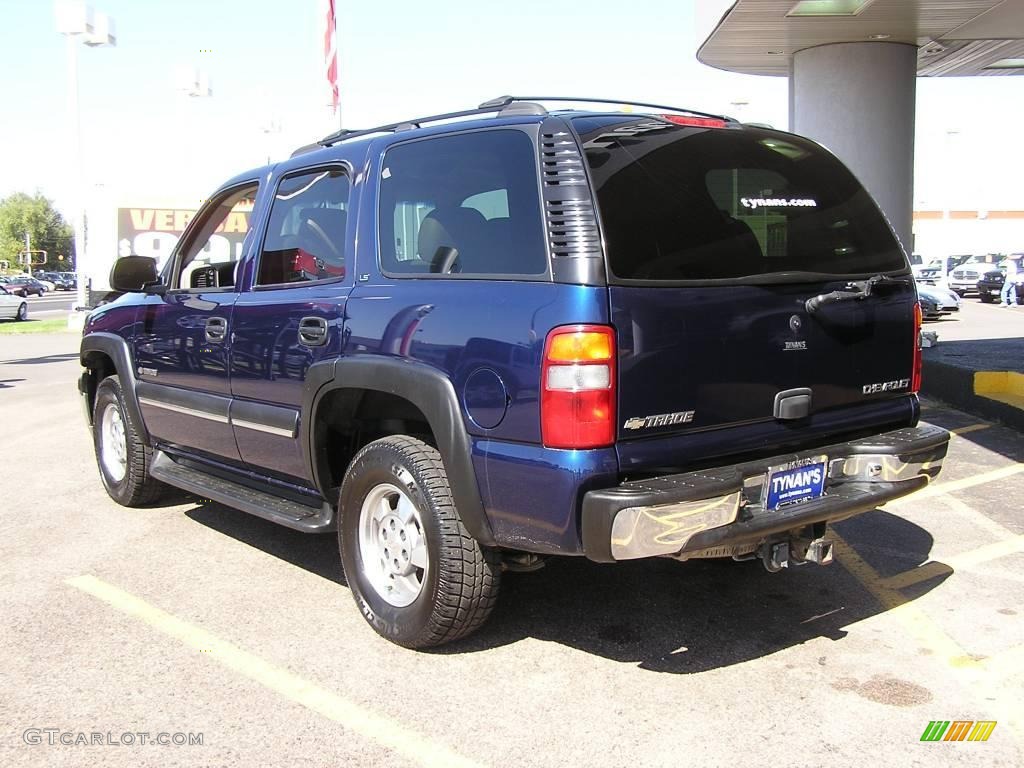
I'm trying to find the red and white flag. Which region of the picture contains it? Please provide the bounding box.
[322,0,339,113]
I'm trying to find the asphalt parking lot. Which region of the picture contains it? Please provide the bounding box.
[1,331,1022,767]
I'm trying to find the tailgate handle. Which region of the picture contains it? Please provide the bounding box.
[774,388,812,420]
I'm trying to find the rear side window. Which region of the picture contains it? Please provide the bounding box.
[256,168,349,286]
[379,130,547,277]
[573,116,906,282]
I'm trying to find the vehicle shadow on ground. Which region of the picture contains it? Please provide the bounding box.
[184,500,346,587]
[0,352,80,365]
[441,510,947,673]
[183,499,948,674]
[922,402,1024,464]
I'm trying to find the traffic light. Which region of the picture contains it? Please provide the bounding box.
[18,250,48,266]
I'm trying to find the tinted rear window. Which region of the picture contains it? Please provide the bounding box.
[378,130,547,278]
[573,116,906,282]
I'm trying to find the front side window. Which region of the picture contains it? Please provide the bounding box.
[174,184,258,290]
[256,168,350,286]
[379,130,547,277]
[573,116,906,282]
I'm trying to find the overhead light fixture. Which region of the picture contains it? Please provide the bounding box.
[83,11,115,47]
[868,33,890,40]
[767,50,785,55]
[986,58,1024,69]
[787,0,877,17]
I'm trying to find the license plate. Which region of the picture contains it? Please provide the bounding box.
[991,289,1001,296]
[764,456,828,511]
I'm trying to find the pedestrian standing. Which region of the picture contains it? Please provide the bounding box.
[1001,255,1020,308]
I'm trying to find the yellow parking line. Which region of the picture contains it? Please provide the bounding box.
[948,423,992,437]
[881,561,953,591]
[946,535,1024,571]
[938,494,1017,540]
[888,464,1024,507]
[832,534,978,668]
[66,575,484,768]
[881,535,1024,591]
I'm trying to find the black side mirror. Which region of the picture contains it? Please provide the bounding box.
[110,255,160,293]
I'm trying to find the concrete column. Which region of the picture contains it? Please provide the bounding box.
[790,42,917,254]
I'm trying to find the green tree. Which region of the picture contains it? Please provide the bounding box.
[0,192,74,273]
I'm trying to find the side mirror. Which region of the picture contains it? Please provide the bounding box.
[110,255,160,293]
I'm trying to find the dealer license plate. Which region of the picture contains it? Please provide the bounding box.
[764,456,828,511]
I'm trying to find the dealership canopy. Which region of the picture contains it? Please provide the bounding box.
[698,0,1024,252]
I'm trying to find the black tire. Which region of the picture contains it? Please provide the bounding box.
[92,375,164,506]
[338,435,500,648]
[979,293,994,304]
[16,303,27,321]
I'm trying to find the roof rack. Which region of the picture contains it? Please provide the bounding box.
[293,95,733,157]
[479,95,735,122]
[304,100,548,155]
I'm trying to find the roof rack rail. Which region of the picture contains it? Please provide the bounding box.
[478,95,734,122]
[291,95,733,158]
[304,100,549,154]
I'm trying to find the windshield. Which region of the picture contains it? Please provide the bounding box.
[572,116,907,283]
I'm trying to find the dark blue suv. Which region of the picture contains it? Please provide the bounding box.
[79,97,950,648]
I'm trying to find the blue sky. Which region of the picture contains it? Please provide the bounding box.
[0,0,1021,215]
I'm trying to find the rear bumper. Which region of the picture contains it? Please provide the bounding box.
[581,424,949,563]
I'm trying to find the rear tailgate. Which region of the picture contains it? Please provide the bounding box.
[610,281,916,439]
[572,115,917,460]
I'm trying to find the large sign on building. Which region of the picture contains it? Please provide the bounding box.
[116,205,252,270]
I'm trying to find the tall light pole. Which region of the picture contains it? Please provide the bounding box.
[174,66,214,202]
[56,1,116,311]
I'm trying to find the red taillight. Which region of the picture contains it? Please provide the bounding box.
[911,302,923,393]
[541,325,616,449]
[660,114,727,128]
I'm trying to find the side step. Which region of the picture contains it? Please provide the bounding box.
[150,450,335,532]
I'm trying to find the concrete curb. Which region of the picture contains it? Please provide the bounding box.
[922,344,1024,432]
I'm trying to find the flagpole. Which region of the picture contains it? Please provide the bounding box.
[324,0,341,132]
[335,0,342,130]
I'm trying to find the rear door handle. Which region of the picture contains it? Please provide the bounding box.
[205,316,228,343]
[298,316,328,347]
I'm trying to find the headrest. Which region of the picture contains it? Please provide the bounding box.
[417,207,488,267]
[298,207,347,263]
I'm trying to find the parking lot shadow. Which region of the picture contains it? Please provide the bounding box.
[922,336,1024,436]
[922,405,1024,464]
[0,352,80,365]
[184,500,345,586]
[183,497,947,673]
[433,510,947,673]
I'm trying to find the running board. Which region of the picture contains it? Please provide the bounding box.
[150,450,335,532]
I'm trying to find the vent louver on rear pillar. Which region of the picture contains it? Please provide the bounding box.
[539,117,605,284]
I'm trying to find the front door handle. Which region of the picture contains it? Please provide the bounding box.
[205,316,228,343]
[298,316,328,347]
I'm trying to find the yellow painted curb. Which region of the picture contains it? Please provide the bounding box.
[974,371,1024,410]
